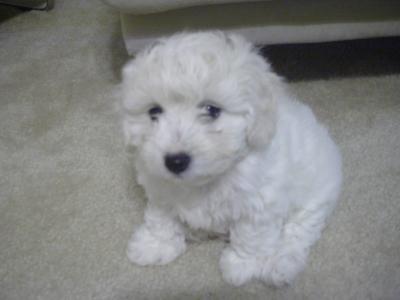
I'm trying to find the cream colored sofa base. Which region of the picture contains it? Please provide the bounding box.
[122,17,400,55]
[117,0,400,54]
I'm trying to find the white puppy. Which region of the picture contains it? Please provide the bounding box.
[121,31,342,287]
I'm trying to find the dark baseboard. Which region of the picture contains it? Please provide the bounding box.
[262,36,400,81]
[0,0,53,10]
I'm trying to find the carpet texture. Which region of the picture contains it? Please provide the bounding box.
[1,1,399,299]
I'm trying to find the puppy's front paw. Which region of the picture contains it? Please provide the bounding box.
[265,250,307,287]
[219,248,258,286]
[127,225,186,266]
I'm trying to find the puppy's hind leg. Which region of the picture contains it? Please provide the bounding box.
[265,187,340,286]
[219,211,285,286]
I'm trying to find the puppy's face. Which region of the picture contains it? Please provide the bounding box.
[122,32,280,186]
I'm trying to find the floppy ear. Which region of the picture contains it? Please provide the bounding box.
[122,117,137,150]
[246,71,283,150]
[123,116,152,157]
[121,59,146,153]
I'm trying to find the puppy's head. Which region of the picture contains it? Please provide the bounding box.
[122,31,283,185]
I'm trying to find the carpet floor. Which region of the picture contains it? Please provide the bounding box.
[1,1,399,299]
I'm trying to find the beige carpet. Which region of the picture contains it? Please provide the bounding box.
[1,1,399,299]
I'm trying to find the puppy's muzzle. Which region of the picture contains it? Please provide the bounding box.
[164,153,191,175]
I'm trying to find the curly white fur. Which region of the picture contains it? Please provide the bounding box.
[121,31,342,287]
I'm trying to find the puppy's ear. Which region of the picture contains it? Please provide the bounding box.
[122,117,140,153]
[246,71,282,150]
[121,59,136,82]
[121,59,144,153]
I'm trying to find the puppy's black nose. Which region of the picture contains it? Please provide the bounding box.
[164,153,191,174]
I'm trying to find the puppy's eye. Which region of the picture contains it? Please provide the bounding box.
[204,105,221,119]
[148,105,163,121]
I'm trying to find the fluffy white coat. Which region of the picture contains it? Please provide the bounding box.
[121,32,342,286]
